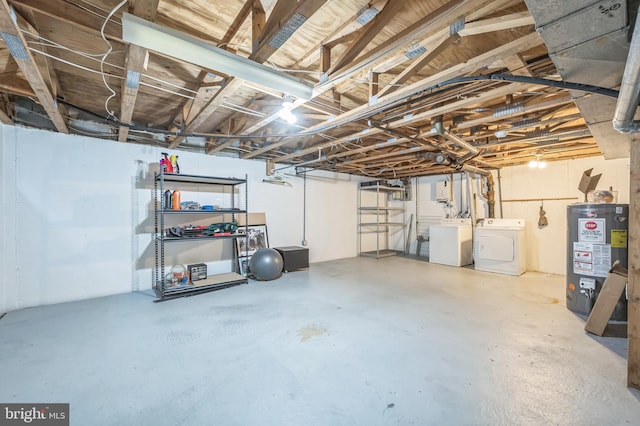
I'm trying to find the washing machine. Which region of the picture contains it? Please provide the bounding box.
[429,218,473,267]
[474,218,527,275]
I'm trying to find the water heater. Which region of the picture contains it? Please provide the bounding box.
[566,204,628,320]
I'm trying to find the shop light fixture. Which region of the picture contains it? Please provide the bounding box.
[121,13,314,100]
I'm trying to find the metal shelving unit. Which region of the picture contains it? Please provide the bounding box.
[358,181,407,259]
[153,171,248,301]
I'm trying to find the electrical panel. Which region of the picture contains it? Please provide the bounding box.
[435,181,450,202]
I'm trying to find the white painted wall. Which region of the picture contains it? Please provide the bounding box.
[0,124,359,313]
[497,156,630,274]
[405,173,483,256]
[402,157,630,275]
[0,123,631,313]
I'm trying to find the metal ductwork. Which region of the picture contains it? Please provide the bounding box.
[524,0,637,158]
[443,131,479,155]
[613,9,640,133]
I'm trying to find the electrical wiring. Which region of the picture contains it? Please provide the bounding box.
[24,38,121,58]
[66,0,113,19]
[47,72,620,144]
[22,31,199,96]
[220,102,266,117]
[100,0,128,119]
[28,49,196,100]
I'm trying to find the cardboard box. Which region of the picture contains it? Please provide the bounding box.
[578,168,602,200]
[584,262,628,336]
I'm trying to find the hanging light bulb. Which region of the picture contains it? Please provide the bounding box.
[529,154,546,169]
[280,96,297,124]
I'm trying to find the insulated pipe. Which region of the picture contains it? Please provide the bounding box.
[613,13,640,134]
[481,173,496,219]
[443,131,479,155]
[465,172,476,225]
[458,163,490,176]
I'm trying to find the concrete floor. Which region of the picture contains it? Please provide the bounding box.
[1,256,639,425]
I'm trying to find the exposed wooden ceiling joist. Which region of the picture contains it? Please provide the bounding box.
[327,0,405,75]
[118,0,159,142]
[0,0,67,132]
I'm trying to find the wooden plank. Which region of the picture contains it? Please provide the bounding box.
[128,0,159,21]
[369,71,379,100]
[321,45,331,73]
[118,0,160,141]
[457,12,534,37]
[629,139,640,389]
[206,138,236,154]
[223,0,253,45]
[12,0,121,40]
[503,53,533,76]
[585,264,628,336]
[293,29,541,149]
[455,94,574,130]
[251,0,266,54]
[251,0,329,63]
[275,82,529,163]
[0,95,11,123]
[295,0,387,68]
[0,0,67,132]
[118,44,147,141]
[242,0,503,145]
[175,0,329,145]
[319,0,470,91]
[328,0,406,74]
[377,33,459,98]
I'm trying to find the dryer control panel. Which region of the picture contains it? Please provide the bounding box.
[481,218,525,228]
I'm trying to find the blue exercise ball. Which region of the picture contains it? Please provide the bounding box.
[249,248,284,281]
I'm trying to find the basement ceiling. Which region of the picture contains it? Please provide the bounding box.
[0,0,636,178]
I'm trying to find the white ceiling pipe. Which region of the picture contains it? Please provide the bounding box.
[613,10,640,134]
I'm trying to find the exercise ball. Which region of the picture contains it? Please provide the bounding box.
[249,248,283,281]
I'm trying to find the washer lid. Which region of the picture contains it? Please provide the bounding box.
[441,218,472,226]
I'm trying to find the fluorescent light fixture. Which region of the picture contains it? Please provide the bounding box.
[357,6,379,26]
[121,12,314,100]
[0,32,28,60]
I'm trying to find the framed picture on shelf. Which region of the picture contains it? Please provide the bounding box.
[238,256,250,276]
[236,225,269,257]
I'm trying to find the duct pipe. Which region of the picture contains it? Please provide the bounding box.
[613,13,640,134]
[458,163,490,176]
[444,131,479,155]
[465,172,476,225]
[420,151,453,165]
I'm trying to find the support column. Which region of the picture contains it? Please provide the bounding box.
[629,139,640,389]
